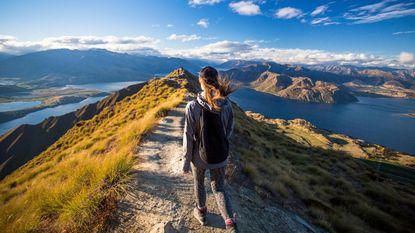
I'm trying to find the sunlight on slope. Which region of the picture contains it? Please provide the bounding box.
[0,74,187,233]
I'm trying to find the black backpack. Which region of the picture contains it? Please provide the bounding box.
[196,102,229,164]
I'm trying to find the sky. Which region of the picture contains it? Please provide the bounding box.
[0,0,415,68]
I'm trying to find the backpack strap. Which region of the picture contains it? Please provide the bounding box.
[194,100,203,141]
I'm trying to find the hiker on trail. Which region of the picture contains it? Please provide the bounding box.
[182,66,238,232]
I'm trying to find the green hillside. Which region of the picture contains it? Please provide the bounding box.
[0,69,189,232]
[230,104,415,233]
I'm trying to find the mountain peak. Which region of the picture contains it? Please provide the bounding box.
[165,67,200,93]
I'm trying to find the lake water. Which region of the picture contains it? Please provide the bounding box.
[61,81,141,92]
[0,81,143,135]
[0,101,41,112]
[230,88,415,155]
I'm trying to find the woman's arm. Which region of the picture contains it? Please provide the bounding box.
[182,101,195,172]
[226,103,234,140]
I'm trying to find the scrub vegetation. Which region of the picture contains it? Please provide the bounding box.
[0,71,188,233]
[230,104,415,233]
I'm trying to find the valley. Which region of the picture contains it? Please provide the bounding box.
[1,69,414,233]
[3,1,415,232]
[0,86,105,123]
[0,81,143,133]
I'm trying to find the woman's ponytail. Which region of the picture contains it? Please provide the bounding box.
[199,66,235,111]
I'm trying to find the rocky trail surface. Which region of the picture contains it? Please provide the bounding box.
[107,95,320,233]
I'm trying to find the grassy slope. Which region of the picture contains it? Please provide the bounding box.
[230,104,415,233]
[2,68,414,233]
[245,111,415,169]
[0,70,188,232]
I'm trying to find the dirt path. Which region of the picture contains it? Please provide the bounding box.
[107,95,320,233]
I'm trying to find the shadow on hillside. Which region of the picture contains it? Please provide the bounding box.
[327,136,349,146]
[230,102,415,232]
[360,159,415,185]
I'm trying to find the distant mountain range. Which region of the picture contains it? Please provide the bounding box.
[1,50,414,100]
[219,60,415,100]
[1,69,414,233]
[306,64,415,88]
[0,49,200,87]
[219,60,415,87]
[0,52,14,62]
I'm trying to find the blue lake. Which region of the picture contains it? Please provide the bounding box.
[0,97,105,134]
[0,101,41,112]
[230,88,415,155]
[61,81,141,93]
[0,81,143,135]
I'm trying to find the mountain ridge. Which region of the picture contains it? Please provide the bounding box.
[0,81,148,179]
[220,61,415,100]
[250,71,357,104]
[0,68,414,233]
[0,49,200,86]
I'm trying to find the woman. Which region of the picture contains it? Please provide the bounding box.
[182,66,238,232]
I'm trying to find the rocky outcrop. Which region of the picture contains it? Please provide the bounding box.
[250,71,357,104]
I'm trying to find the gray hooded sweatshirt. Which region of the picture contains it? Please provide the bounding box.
[182,92,234,169]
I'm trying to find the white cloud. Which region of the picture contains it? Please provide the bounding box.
[393,30,415,35]
[197,18,209,28]
[350,0,394,13]
[2,35,414,68]
[162,40,414,68]
[167,34,201,42]
[163,40,255,61]
[166,24,174,28]
[0,35,160,55]
[310,17,339,26]
[275,7,303,19]
[229,1,261,16]
[188,0,221,6]
[203,36,218,40]
[311,17,328,25]
[350,9,415,24]
[345,1,415,24]
[399,52,414,64]
[311,5,329,16]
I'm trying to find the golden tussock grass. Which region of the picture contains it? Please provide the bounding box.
[0,75,187,233]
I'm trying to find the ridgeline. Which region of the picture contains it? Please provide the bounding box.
[0,68,414,233]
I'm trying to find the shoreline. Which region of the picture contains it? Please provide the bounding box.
[246,111,415,167]
[0,92,108,124]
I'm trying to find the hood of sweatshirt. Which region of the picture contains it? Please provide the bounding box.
[196,92,229,113]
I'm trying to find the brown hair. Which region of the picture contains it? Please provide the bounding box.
[199,66,234,111]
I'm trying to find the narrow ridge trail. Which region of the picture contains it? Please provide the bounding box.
[108,94,319,233]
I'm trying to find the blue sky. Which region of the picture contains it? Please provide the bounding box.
[1,0,415,67]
